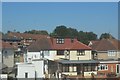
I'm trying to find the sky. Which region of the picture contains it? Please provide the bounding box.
[2,2,118,39]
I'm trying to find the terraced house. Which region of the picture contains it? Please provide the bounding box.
[89,39,120,78]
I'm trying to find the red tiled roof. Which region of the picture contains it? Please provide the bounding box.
[52,38,91,50]
[27,37,91,51]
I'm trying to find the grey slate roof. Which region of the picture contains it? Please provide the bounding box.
[58,60,99,64]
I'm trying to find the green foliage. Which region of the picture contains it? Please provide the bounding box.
[6,25,115,45]
[52,25,69,37]
[24,30,48,35]
[99,33,115,40]
[51,25,97,45]
[78,31,97,45]
[50,25,79,38]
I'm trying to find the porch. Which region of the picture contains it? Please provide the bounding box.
[58,60,99,77]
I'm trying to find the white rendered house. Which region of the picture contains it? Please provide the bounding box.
[16,58,49,79]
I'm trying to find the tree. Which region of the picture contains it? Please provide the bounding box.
[51,25,97,45]
[67,27,79,38]
[78,31,97,45]
[7,31,11,33]
[24,30,48,35]
[99,33,115,40]
[50,25,69,37]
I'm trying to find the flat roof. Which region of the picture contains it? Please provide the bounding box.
[58,60,99,64]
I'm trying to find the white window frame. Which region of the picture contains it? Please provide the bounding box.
[56,38,64,44]
[108,50,116,56]
[98,64,108,71]
[44,50,50,56]
[77,50,85,56]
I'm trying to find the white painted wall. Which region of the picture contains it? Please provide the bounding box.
[27,52,41,61]
[17,59,48,79]
[26,50,92,61]
[32,60,45,78]
[0,74,8,80]
[44,50,56,60]
[70,50,92,60]
[84,71,97,77]
[26,50,56,61]
[17,63,35,78]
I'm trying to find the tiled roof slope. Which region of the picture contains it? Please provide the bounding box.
[7,32,48,40]
[1,41,14,49]
[27,37,53,52]
[89,39,120,51]
[52,38,91,50]
[27,37,91,52]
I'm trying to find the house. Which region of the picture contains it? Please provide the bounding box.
[26,37,98,77]
[89,39,120,60]
[97,60,120,78]
[89,39,120,79]
[27,37,92,61]
[2,32,49,63]
[57,59,99,77]
[16,58,59,79]
[2,41,15,68]
[7,32,48,46]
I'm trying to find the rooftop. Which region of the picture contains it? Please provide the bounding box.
[27,37,91,52]
[58,60,99,64]
[89,39,120,51]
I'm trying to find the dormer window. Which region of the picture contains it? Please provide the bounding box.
[56,38,64,44]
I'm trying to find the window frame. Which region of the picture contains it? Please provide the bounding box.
[77,50,85,56]
[98,64,108,71]
[56,38,64,44]
[116,64,119,73]
[108,50,116,56]
[57,50,64,55]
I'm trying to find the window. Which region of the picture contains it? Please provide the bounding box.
[5,51,7,54]
[108,50,116,56]
[34,55,37,58]
[57,50,64,55]
[71,64,76,72]
[44,51,49,56]
[77,50,85,56]
[25,73,28,78]
[116,64,119,73]
[63,64,69,72]
[18,43,20,45]
[10,43,13,45]
[98,64,108,71]
[56,38,64,44]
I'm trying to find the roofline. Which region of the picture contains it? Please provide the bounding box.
[27,49,91,52]
[99,61,120,64]
[51,36,77,39]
